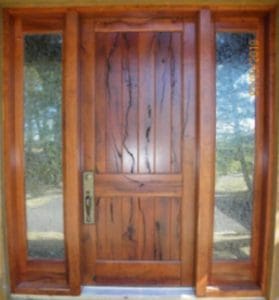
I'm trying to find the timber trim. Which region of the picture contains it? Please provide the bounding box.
[210,12,276,296]
[3,9,81,295]
[2,5,276,298]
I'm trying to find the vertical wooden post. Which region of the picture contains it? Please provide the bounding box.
[181,20,197,286]
[13,16,29,276]
[0,11,14,300]
[262,10,276,296]
[63,11,81,295]
[251,17,265,285]
[3,10,18,293]
[80,17,97,284]
[196,9,215,296]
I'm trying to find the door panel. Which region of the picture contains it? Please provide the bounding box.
[80,19,196,285]
[96,197,180,260]
[95,31,182,174]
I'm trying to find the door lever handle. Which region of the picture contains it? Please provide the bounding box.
[83,171,95,224]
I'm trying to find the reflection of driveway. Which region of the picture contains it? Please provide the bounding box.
[214,206,248,234]
[26,192,64,258]
[214,206,250,259]
[27,192,63,234]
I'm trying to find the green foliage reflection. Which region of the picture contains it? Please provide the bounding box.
[24,35,62,197]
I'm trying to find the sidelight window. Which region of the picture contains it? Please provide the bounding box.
[24,34,64,260]
[214,32,256,261]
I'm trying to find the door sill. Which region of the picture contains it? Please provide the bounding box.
[83,286,195,297]
[11,286,266,299]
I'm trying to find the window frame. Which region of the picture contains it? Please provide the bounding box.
[205,10,276,297]
[3,6,276,297]
[3,10,80,295]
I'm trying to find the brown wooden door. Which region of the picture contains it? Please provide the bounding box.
[80,18,197,286]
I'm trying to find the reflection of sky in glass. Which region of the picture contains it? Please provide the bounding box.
[216,33,256,138]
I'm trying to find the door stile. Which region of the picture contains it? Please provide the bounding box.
[3,11,16,289]
[251,19,265,284]
[13,16,29,276]
[80,17,97,284]
[4,14,27,288]
[195,9,216,296]
[181,20,197,286]
[261,11,276,294]
[63,11,81,294]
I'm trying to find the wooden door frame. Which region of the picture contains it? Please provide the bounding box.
[2,5,276,297]
[79,15,197,287]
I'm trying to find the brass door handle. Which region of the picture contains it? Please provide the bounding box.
[83,171,95,224]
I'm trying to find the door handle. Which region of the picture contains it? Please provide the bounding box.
[83,171,95,224]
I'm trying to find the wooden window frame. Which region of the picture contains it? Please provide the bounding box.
[211,15,265,288]
[201,10,276,298]
[3,6,276,297]
[3,10,80,295]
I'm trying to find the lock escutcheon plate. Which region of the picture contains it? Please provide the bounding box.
[83,171,95,224]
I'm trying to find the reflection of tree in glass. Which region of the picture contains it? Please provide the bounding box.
[24,35,62,197]
[216,33,256,193]
[214,33,257,260]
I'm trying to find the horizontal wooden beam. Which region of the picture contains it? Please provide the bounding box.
[95,19,183,32]
[211,261,255,283]
[95,260,180,284]
[22,16,63,32]
[95,174,182,197]
[206,285,263,297]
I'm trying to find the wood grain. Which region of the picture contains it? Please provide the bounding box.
[21,16,63,32]
[260,10,276,294]
[95,31,183,175]
[195,9,216,296]
[105,32,123,173]
[84,18,190,286]
[137,197,155,259]
[155,32,172,173]
[251,18,265,286]
[6,6,275,18]
[138,32,155,173]
[211,261,255,284]
[4,11,19,291]
[206,285,262,297]
[121,197,139,259]
[80,18,97,284]
[170,32,182,173]
[4,10,73,295]
[63,11,81,295]
[181,21,197,286]
[95,19,183,32]
[3,7,275,296]
[95,31,107,173]
[95,174,182,197]
[13,16,28,274]
[95,261,180,285]
[96,197,181,261]
[122,33,139,173]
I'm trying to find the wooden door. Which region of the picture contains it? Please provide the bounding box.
[80,18,197,286]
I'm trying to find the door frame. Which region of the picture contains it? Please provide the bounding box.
[2,5,276,298]
[79,16,197,287]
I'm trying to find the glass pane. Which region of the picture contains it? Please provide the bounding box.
[24,35,64,259]
[214,33,256,260]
